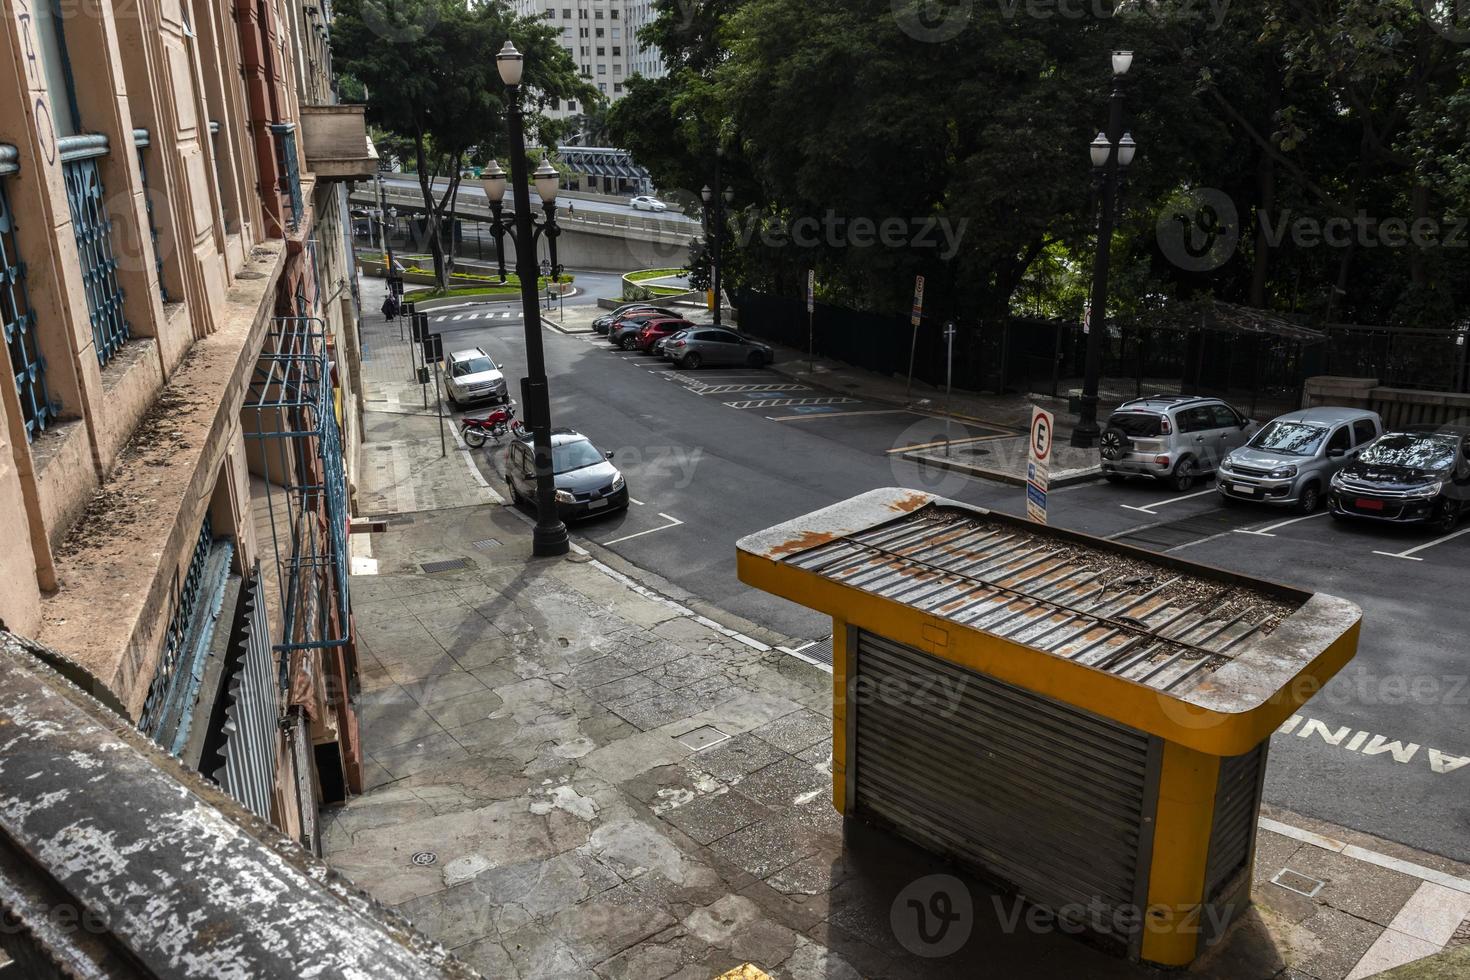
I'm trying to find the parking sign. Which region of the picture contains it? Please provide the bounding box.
[1027,406,1053,524]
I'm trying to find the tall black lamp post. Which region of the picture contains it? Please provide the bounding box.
[491,41,569,557]
[1070,49,1137,448]
[701,149,733,327]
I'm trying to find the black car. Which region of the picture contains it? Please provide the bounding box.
[504,428,629,520]
[1328,427,1470,531]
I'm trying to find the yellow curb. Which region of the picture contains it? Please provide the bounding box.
[713,965,772,980]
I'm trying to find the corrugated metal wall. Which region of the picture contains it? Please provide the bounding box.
[214,571,279,821]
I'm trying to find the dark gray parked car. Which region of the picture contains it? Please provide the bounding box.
[504,428,628,520]
[662,327,774,368]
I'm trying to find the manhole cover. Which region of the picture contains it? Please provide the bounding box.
[1269,868,1324,898]
[675,725,730,751]
[411,851,437,866]
[420,557,472,573]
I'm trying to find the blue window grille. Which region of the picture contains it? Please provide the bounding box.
[244,318,350,659]
[1,150,58,441]
[270,123,303,233]
[60,135,130,366]
[133,128,168,303]
[138,514,237,751]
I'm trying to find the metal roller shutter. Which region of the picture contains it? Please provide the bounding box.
[853,631,1162,945]
[1205,742,1267,901]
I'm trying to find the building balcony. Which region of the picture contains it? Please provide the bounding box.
[298,105,378,182]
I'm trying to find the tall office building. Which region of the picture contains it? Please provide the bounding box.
[515,0,669,125]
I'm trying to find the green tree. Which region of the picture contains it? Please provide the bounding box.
[333,0,593,288]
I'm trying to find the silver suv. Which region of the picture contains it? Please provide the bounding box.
[444,347,508,407]
[1219,407,1383,513]
[1099,396,1258,491]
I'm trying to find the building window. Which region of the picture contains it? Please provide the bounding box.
[61,138,131,367]
[597,64,606,74]
[596,27,605,36]
[610,7,618,16]
[579,26,588,36]
[596,45,604,55]
[613,82,622,93]
[613,64,622,74]
[567,101,577,112]
[598,82,606,92]
[562,6,571,15]
[612,27,620,38]
[613,45,621,55]
[270,124,303,232]
[0,159,58,441]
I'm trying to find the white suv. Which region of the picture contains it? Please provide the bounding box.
[444,348,507,407]
[1099,396,1258,491]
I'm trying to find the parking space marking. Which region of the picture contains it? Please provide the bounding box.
[1119,487,1217,515]
[1233,511,1330,537]
[723,396,860,410]
[698,383,812,394]
[602,512,683,546]
[887,431,1012,453]
[773,408,914,422]
[1372,525,1470,561]
[628,496,645,506]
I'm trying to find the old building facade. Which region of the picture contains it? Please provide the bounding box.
[0,0,374,852]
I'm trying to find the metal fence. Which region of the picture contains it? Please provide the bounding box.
[0,158,56,442]
[59,134,130,366]
[1320,323,1470,392]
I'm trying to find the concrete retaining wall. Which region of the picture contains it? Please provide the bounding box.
[1303,376,1470,427]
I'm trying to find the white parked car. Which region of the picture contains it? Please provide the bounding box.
[444,347,508,407]
[630,195,667,212]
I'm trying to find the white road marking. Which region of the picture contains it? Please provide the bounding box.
[1233,510,1330,537]
[698,383,812,394]
[434,315,447,322]
[1372,524,1470,560]
[772,408,911,422]
[724,396,859,410]
[628,496,645,506]
[887,431,1009,453]
[452,314,463,321]
[1119,487,1217,514]
[602,512,683,545]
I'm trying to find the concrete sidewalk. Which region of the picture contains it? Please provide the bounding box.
[330,294,1470,980]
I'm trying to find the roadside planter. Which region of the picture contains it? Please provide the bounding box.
[736,488,1360,968]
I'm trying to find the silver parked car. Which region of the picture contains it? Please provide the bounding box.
[1218,407,1383,513]
[1099,396,1258,491]
[444,347,508,407]
[663,327,774,369]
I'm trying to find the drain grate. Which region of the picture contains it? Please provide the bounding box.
[675,725,730,750]
[420,557,473,574]
[411,851,438,867]
[802,637,835,666]
[1270,868,1325,898]
[472,538,502,551]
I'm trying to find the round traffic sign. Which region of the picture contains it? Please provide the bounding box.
[1031,413,1052,462]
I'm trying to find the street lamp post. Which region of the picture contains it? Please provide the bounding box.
[1070,50,1137,449]
[481,160,511,283]
[701,150,733,328]
[493,41,569,557]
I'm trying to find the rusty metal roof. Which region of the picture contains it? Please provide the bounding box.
[780,505,1300,694]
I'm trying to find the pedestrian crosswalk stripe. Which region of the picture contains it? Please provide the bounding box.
[723,396,859,409]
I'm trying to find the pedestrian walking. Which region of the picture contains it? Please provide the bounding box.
[381,293,398,321]
[567,202,575,218]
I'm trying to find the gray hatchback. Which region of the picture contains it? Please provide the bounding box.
[1217,407,1382,513]
[662,327,773,368]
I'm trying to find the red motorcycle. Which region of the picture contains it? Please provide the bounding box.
[460,402,524,447]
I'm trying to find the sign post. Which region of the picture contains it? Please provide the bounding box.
[806,269,815,373]
[943,320,956,456]
[905,275,925,399]
[413,312,430,408]
[425,332,447,458]
[1026,406,1053,524]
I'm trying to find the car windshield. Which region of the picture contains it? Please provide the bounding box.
[1358,434,1458,470]
[453,357,495,377]
[1247,420,1327,456]
[1107,412,1162,437]
[553,440,606,474]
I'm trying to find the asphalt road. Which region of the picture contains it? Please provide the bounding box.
[428,299,1470,865]
[376,174,700,224]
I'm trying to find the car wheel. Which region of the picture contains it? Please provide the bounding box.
[507,481,521,505]
[621,335,639,350]
[1099,427,1130,462]
[1104,473,1127,484]
[683,352,702,369]
[1170,457,1197,492]
[1431,502,1459,533]
[1295,481,1322,514]
[746,351,764,367]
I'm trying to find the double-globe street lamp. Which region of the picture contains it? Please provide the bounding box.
[701,149,733,327]
[1070,49,1138,448]
[488,40,569,556]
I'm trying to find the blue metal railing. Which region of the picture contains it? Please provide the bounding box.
[1,154,58,442]
[243,317,350,657]
[270,123,303,233]
[60,135,130,366]
[133,128,168,303]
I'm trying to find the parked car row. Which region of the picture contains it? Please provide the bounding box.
[1099,396,1470,530]
[599,305,774,368]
